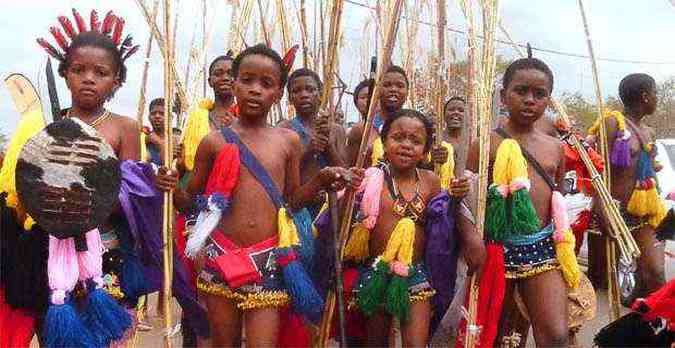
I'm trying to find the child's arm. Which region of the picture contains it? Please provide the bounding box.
[327,123,347,167]
[118,117,141,161]
[345,122,364,166]
[457,207,486,276]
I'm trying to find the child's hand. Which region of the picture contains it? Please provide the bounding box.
[311,116,331,153]
[155,167,179,192]
[449,177,470,198]
[319,167,356,191]
[346,167,365,190]
[430,145,449,165]
[463,240,486,276]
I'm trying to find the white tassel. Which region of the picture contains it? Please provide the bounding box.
[185,197,223,258]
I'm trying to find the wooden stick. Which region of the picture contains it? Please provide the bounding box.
[320,0,345,112]
[299,0,310,68]
[460,0,478,146]
[317,1,405,346]
[464,1,500,347]
[136,0,159,147]
[434,0,447,173]
[161,1,175,346]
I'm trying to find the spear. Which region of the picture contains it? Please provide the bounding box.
[463,1,500,347]
[161,0,175,346]
[317,1,405,346]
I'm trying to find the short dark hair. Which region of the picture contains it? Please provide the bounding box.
[58,31,127,98]
[619,73,656,110]
[232,43,288,89]
[149,98,164,111]
[502,57,554,92]
[353,78,373,107]
[287,68,323,92]
[381,108,434,154]
[385,65,409,88]
[444,96,466,113]
[208,54,234,76]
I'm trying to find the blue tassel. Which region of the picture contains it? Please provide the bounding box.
[43,301,96,348]
[292,208,315,268]
[277,248,324,323]
[120,252,148,305]
[80,285,132,347]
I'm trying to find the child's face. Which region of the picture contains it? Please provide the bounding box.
[384,116,427,171]
[445,100,466,130]
[380,72,408,113]
[501,68,551,127]
[149,104,165,130]
[288,75,320,116]
[209,59,234,98]
[64,46,119,109]
[356,86,370,115]
[233,54,282,119]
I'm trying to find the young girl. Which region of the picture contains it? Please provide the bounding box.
[330,109,481,347]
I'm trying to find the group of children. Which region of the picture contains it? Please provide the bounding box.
[0,7,671,348]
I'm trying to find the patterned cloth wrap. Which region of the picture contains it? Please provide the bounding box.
[197,233,290,310]
[503,223,559,279]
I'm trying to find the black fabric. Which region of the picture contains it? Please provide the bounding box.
[495,128,557,191]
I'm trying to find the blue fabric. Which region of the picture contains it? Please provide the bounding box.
[504,223,554,246]
[372,113,384,133]
[146,142,162,166]
[289,116,329,168]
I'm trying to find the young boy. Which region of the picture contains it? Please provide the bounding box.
[463,57,579,347]
[278,68,346,216]
[155,44,360,347]
[144,97,181,167]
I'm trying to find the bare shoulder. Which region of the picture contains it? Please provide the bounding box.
[271,126,302,151]
[347,121,365,140]
[109,113,139,131]
[419,168,441,195]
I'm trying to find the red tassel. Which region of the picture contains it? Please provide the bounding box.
[101,11,116,35]
[112,18,124,45]
[0,287,36,348]
[282,44,300,71]
[90,10,100,32]
[49,27,69,52]
[36,38,65,61]
[633,279,675,325]
[72,8,87,33]
[58,16,76,39]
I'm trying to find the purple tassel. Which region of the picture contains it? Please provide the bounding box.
[611,131,632,168]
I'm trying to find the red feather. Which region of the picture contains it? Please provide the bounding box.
[72,8,86,33]
[36,38,65,61]
[101,11,116,35]
[49,27,69,52]
[112,18,124,45]
[282,44,300,71]
[58,16,76,39]
[90,10,100,32]
[122,45,140,61]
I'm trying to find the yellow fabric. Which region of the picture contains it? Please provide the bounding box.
[492,139,529,186]
[439,141,455,190]
[197,279,290,310]
[181,99,213,171]
[277,208,300,248]
[370,136,385,167]
[588,109,626,136]
[627,184,668,228]
[0,108,45,229]
[140,132,149,162]
[555,229,581,289]
[343,223,371,262]
[380,217,415,265]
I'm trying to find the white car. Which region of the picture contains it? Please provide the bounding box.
[655,139,675,203]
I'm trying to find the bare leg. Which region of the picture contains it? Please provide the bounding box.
[634,225,665,298]
[497,280,530,348]
[244,307,280,347]
[400,300,430,348]
[365,310,391,347]
[204,293,242,347]
[520,270,569,347]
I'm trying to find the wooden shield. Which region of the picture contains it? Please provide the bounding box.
[16,118,120,238]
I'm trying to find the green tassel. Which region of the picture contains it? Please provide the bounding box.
[510,189,541,235]
[357,260,390,316]
[385,275,411,322]
[485,185,508,241]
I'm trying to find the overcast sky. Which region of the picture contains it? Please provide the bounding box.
[0,0,673,137]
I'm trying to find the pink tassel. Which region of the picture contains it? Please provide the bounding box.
[496,184,509,198]
[509,178,530,193]
[77,229,104,287]
[359,167,384,229]
[47,237,80,304]
[551,191,569,242]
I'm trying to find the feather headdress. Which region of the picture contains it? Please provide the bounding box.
[36,9,140,63]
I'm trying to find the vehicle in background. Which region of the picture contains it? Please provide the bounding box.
[655,139,675,202]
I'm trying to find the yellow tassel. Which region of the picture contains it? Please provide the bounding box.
[380,218,415,265]
[139,132,149,162]
[588,109,625,136]
[493,139,528,186]
[277,208,300,248]
[627,187,667,228]
[555,229,581,289]
[343,224,371,262]
[439,142,455,190]
[370,137,385,167]
[181,99,212,171]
